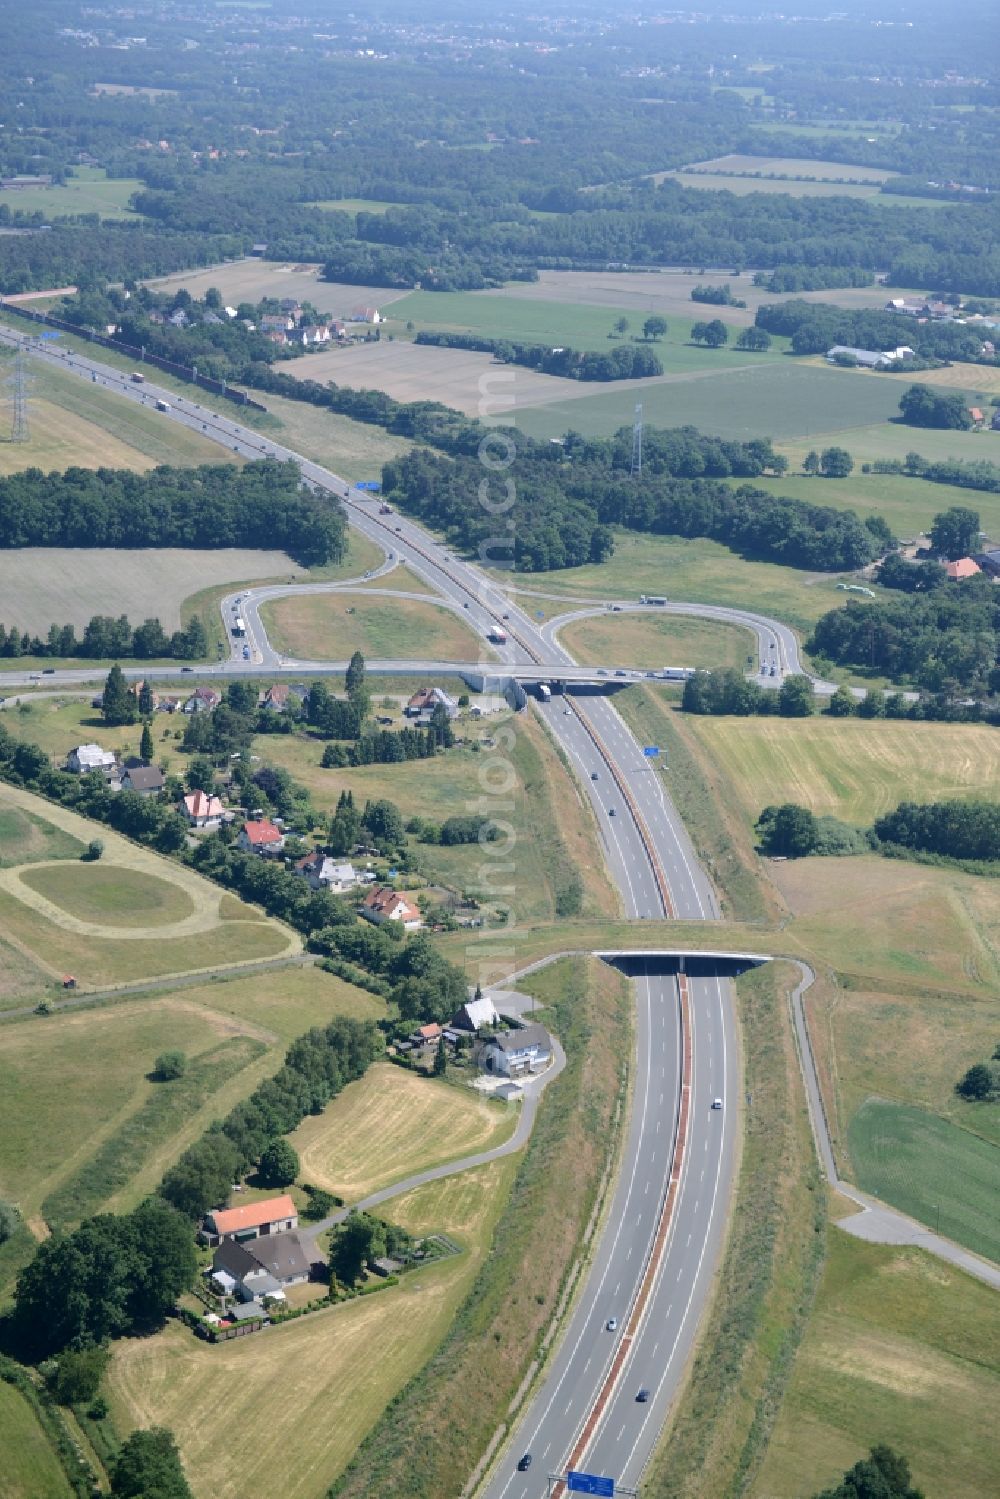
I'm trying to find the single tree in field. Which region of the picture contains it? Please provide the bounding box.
[102,663,136,726]
[810,1443,924,1499]
[803,450,821,475]
[433,1036,447,1076]
[820,446,854,478]
[258,1138,299,1188]
[154,1050,186,1081]
[755,803,819,859]
[613,316,630,339]
[138,680,155,715]
[111,1427,194,1498]
[703,318,729,347]
[956,1062,993,1100]
[140,721,154,762]
[778,674,814,717]
[642,315,667,341]
[735,326,771,352]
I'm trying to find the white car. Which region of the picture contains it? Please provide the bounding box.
[711,1098,723,1110]
[606,1317,618,1331]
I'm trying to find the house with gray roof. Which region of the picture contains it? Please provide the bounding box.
[209,1230,319,1306]
[477,1021,552,1078]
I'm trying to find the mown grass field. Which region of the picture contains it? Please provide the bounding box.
[777,417,997,473]
[0,167,142,218]
[558,611,755,671]
[682,715,1000,826]
[730,467,1000,540]
[18,863,196,928]
[261,591,488,663]
[107,1157,516,1499]
[0,1383,74,1499]
[514,358,904,443]
[848,1099,999,1262]
[500,529,859,636]
[291,1061,517,1200]
[0,805,85,866]
[676,153,896,182]
[751,1231,1000,1499]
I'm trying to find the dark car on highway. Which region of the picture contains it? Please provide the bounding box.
[517,1453,532,1471]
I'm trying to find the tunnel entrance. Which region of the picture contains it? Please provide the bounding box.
[598,950,770,980]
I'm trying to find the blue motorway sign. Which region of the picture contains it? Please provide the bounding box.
[39,330,62,340]
[643,745,660,758]
[567,1473,614,1497]
[355,479,381,491]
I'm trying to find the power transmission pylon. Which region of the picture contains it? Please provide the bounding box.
[10,347,28,442]
[630,401,642,478]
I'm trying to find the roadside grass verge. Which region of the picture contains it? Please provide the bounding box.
[108,1157,511,1499]
[290,1061,517,1201]
[614,685,773,922]
[558,612,755,672]
[260,591,487,662]
[329,955,630,1499]
[751,1231,1000,1499]
[645,962,825,1499]
[847,1098,1000,1263]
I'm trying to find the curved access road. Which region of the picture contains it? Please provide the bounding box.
[7,321,740,1499]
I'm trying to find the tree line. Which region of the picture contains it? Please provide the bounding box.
[755,795,1000,869]
[0,613,207,662]
[754,298,994,365]
[413,329,664,381]
[0,460,347,567]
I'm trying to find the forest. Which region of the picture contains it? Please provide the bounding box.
[0,460,346,565]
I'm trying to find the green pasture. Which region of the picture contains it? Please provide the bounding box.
[730,469,1000,540]
[0,806,85,867]
[0,167,142,219]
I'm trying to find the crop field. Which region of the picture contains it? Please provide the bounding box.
[261,591,489,662]
[146,260,412,318]
[558,611,755,671]
[848,1099,999,1262]
[291,1061,517,1201]
[499,530,860,636]
[753,1231,1000,1499]
[672,173,887,199]
[679,154,896,182]
[514,358,904,443]
[0,167,142,219]
[0,546,303,637]
[683,716,1000,827]
[876,362,1000,396]
[386,289,783,356]
[308,198,404,214]
[0,1383,73,1499]
[107,1157,515,1499]
[0,782,296,995]
[0,353,232,470]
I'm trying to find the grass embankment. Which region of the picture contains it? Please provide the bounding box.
[500,530,860,637]
[108,1158,513,1499]
[291,1061,517,1201]
[646,963,825,1498]
[261,591,488,663]
[330,954,630,1499]
[559,612,755,672]
[752,1231,1000,1499]
[0,1380,75,1499]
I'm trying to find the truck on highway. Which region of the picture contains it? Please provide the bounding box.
[640,594,667,605]
[487,626,508,644]
[658,666,696,680]
[537,683,552,701]
[379,503,392,514]
[231,618,246,638]
[155,398,171,412]
[130,371,145,384]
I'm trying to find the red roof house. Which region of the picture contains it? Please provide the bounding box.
[361,885,422,930]
[238,819,286,855]
[944,557,981,581]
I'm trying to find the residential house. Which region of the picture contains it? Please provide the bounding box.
[120,765,165,796]
[128,680,159,710]
[259,683,292,711]
[279,298,303,317]
[182,687,221,714]
[412,1022,443,1046]
[301,323,331,344]
[478,1022,553,1078]
[294,851,357,892]
[168,309,189,329]
[944,557,982,581]
[885,297,927,316]
[210,1231,318,1305]
[67,743,118,775]
[261,313,294,332]
[975,546,1000,577]
[349,305,382,325]
[238,819,285,855]
[969,406,985,429]
[405,686,458,720]
[181,789,224,828]
[202,1193,298,1246]
[361,885,423,930]
[330,319,348,340]
[451,994,500,1032]
[266,329,289,347]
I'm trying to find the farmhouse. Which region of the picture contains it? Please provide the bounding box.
[349,305,382,324]
[66,743,118,775]
[202,1193,298,1246]
[477,1022,552,1078]
[238,818,285,855]
[969,407,985,428]
[451,994,500,1032]
[180,789,224,828]
[361,885,423,930]
[210,1231,319,1305]
[826,344,903,369]
[294,851,357,891]
[944,557,982,581]
[119,765,165,796]
[405,686,458,720]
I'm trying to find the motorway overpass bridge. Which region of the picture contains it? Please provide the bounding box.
[597,950,772,979]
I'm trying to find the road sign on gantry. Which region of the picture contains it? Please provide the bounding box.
[642,745,660,757]
[567,1473,615,1496]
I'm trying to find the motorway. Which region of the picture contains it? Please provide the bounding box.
[6,323,742,1497]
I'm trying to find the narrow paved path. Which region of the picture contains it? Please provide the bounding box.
[790,960,1000,1290]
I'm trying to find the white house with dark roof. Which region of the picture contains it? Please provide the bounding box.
[209,1230,319,1305]
[477,1022,552,1078]
[294,851,357,892]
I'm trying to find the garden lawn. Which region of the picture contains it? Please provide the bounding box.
[499,530,857,636]
[106,1157,515,1499]
[261,592,487,663]
[751,1231,1000,1499]
[558,611,755,671]
[291,1061,517,1200]
[848,1098,1000,1263]
[0,1383,74,1499]
[682,715,1000,826]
